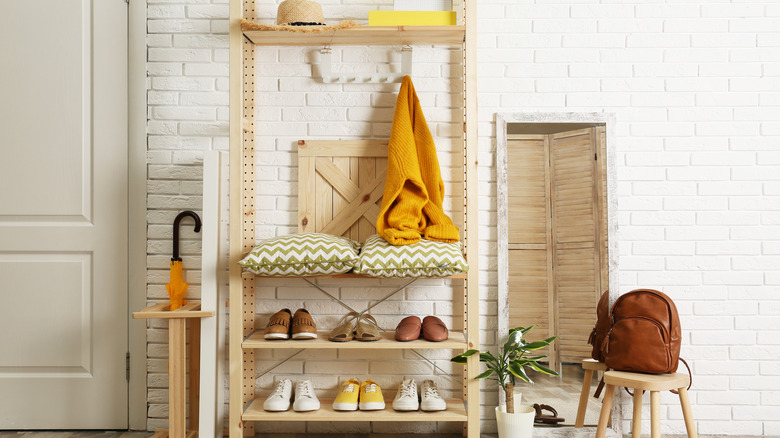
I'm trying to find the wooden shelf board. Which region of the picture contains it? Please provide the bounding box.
[241,271,468,280]
[242,25,465,46]
[243,330,467,350]
[149,430,197,438]
[243,398,467,422]
[133,301,214,319]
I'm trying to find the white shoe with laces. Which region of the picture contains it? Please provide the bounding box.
[293,379,320,412]
[392,378,419,411]
[263,378,293,411]
[420,379,446,411]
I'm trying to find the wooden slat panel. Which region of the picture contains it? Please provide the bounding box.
[298,156,315,233]
[298,140,388,238]
[506,138,548,246]
[550,128,600,364]
[298,140,388,157]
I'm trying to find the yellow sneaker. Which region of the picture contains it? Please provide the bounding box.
[333,378,360,411]
[359,379,385,410]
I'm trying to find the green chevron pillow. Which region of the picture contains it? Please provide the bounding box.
[354,234,468,278]
[239,233,360,276]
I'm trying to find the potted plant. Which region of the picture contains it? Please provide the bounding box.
[452,325,558,438]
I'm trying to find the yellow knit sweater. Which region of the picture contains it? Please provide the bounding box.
[376,76,460,245]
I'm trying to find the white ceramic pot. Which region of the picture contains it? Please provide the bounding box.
[495,403,535,438]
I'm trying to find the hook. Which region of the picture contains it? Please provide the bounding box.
[172,210,202,261]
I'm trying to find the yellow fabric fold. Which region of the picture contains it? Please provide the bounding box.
[376,76,460,246]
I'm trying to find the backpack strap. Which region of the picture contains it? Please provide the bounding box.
[593,376,606,398]
[670,357,692,394]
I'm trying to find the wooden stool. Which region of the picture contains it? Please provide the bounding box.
[575,358,608,428]
[596,370,696,438]
[134,302,214,438]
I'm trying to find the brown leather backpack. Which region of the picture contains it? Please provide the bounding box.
[601,288,682,374]
[588,290,611,362]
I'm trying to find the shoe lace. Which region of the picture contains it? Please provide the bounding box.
[424,383,440,399]
[297,381,313,398]
[364,383,378,393]
[342,383,356,393]
[272,380,289,397]
[399,381,416,399]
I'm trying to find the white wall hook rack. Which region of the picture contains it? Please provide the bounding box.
[317,46,412,84]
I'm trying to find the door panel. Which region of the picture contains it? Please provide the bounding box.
[0,0,128,429]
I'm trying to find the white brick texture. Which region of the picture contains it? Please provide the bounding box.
[146,0,780,435]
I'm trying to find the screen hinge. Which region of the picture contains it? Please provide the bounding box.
[126,352,130,381]
[594,153,597,161]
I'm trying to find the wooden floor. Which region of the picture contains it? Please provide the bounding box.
[0,433,764,438]
[0,433,153,438]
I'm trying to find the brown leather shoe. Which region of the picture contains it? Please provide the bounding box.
[394,316,422,341]
[292,308,317,340]
[264,308,292,340]
[422,316,448,342]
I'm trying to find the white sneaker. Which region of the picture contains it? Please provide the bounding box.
[293,379,320,412]
[392,378,419,411]
[263,379,292,411]
[420,379,447,411]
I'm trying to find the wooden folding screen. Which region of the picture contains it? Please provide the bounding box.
[507,127,607,370]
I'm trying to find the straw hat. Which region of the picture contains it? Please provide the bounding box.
[276,0,325,26]
[240,0,359,33]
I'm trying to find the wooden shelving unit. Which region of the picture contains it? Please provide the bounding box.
[243,331,468,350]
[229,2,479,437]
[243,399,467,422]
[241,271,468,280]
[242,24,465,46]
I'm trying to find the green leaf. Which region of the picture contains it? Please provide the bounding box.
[521,340,554,351]
[475,369,495,380]
[479,352,497,363]
[525,355,548,361]
[520,325,537,336]
[452,349,479,363]
[529,362,559,376]
[508,362,532,384]
[503,330,522,355]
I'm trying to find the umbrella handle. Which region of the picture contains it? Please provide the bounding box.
[172,210,202,261]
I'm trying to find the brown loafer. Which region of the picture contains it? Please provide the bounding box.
[395,316,422,341]
[422,316,448,342]
[292,308,317,340]
[264,308,292,340]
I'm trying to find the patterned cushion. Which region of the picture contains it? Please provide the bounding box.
[354,234,468,278]
[239,233,360,276]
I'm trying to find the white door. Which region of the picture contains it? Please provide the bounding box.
[0,0,128,429]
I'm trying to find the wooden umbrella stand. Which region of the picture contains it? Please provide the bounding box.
[133,302,214,438]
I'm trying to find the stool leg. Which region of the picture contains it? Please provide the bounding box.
[596,384,615,438]
[632,389,643,438]
[169,318,187,438]
[678,387,698,438]
[650,391,660,438]
[575,369,595,428]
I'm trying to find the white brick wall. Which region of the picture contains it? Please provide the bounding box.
[146,0,780,435]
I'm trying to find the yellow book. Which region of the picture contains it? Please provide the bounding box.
[368,11,456,26]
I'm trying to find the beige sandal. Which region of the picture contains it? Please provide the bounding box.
[328,311,359,342]
[355,313,381,342]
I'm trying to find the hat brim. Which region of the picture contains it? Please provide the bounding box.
[241,18,360,33]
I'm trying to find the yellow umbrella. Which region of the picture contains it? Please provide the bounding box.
[167,211,201,311]
[166,260,189,310]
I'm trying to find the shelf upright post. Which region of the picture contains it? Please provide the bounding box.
[462,0,480,437]
[229,0,255,436]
